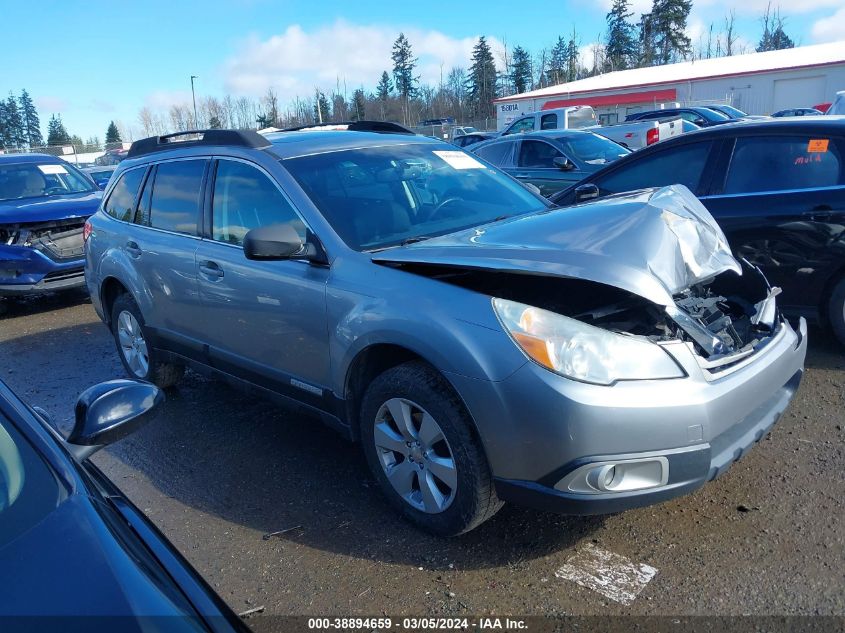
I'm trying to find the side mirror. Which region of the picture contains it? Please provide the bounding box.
[553,156,576,171]
[67,380,163,460]
[693,118,706,126]
[522,182,542,196]
[243,223,313,261]
[574,183,600,202]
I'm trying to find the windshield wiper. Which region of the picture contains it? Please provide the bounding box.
[400,236,432,245]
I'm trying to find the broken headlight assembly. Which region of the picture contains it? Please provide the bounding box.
[493,298,684,386]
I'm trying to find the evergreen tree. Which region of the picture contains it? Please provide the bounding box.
[466,36,498,119]
[4,94,25,149]
[46,114,71,146]
[510,46,532,94]
[105,120,121,143]
[0,100,8,149]
[313,89,330,123]
[638,13,658,66]
[351,89,366,121]
[651,0,693,64]
[757,5,794,52]
[605,0,637,71]
[19,89,42,147]
[208,116,222,129]
[391,33,418,100]
[377,71,392,101]
[547,37,568,85]
[565,30,581,81]
[391,33,418,123]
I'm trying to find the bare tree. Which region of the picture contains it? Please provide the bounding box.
[723,10,738,57]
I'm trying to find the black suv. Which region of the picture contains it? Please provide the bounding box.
[552,117,845,344]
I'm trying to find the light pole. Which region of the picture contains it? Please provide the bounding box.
[190,75,198,129]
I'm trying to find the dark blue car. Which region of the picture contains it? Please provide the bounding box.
[0,377,250,631]
[0,154,102,296]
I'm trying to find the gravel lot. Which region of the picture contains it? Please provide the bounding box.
[1,292,843,624]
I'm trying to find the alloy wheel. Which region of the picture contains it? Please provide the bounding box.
[373,398,457,514]
[117,310,149,378]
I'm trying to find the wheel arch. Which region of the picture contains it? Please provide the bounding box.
[342,343,484,447]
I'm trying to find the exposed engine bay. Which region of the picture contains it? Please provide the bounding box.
[386,258,780,364]
[0,219,86,260]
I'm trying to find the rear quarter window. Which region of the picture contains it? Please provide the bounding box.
[723,136,844,194]
[474,142,514,167]
[103,168,145,222]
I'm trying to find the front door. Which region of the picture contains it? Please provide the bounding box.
[514,139,582,197]
[194,158,331,401]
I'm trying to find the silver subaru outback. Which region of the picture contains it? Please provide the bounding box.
[84,127,807,536]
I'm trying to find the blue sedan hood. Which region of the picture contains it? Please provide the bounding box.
[0,191,102,225]
[0,494,199,620]
[373,185,740,307]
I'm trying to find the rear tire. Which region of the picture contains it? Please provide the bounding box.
[110,294,184,388]
[828,277,845,347]
[359,361,502,536]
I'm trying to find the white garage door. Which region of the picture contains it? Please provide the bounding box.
[772,76,826,112]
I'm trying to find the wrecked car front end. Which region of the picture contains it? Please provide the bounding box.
[373,185,807,514]
[0,195,100,296]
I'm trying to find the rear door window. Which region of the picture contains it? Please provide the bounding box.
[103,168,145,222]
[722,136,843,194]
[593,142,713,195]
[475,141,515,167]
[146,160,206,235]
[211,160,305,245]
[540,113,558,130]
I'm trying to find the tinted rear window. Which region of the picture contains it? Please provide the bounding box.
[103,168,145,222]
[723,136,843,194]
[148,160,205,235]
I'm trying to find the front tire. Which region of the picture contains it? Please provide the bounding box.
[110,294,184,388]
[359,361,502,536]
[828,277,845,347]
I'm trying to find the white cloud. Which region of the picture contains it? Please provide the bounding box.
[222,20,503,101]
[811,7,845,42]
[145,90,193,110]
[35,96,67,113]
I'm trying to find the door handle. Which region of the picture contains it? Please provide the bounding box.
[198,260,224,279]
[125,241,141,257]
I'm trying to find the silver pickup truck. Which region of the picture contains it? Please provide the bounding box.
[500,106,684,150]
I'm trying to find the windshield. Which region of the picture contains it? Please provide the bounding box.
[699,108,731,122]
[558,133,630,166]
[0,161,96,202]
[283,143,548,251]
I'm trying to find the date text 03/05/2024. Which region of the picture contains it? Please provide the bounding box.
[306,617,528,630]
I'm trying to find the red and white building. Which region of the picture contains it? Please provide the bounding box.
[493,41,845,129]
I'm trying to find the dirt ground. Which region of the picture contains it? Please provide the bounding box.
[1,292,843,624]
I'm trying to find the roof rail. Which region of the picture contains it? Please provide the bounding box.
[127,129,271,158]
[279,120,415,135]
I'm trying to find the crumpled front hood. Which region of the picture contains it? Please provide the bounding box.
[373,185,740,306]
[0,190,102,225]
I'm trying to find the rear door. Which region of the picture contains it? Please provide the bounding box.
[701,133,845,317]
[514,139,583,197]
[194,157,330,402]
[127,158,208,350]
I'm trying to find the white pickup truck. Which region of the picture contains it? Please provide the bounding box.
[499,106,684,150]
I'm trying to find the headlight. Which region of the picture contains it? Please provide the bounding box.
[492,298,684,385]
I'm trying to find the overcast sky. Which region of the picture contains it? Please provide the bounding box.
[2,0,843,140]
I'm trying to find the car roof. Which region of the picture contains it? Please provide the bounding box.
[264,130,444,159]
[665,115,845,139]
[0,153,66,165]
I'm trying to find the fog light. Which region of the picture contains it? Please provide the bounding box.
[557,456,669,494]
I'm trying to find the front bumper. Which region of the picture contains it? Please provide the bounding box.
[0,244,86,296]
[447,317,808,515]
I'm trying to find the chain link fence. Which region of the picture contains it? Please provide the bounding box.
[0,141,129,166]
